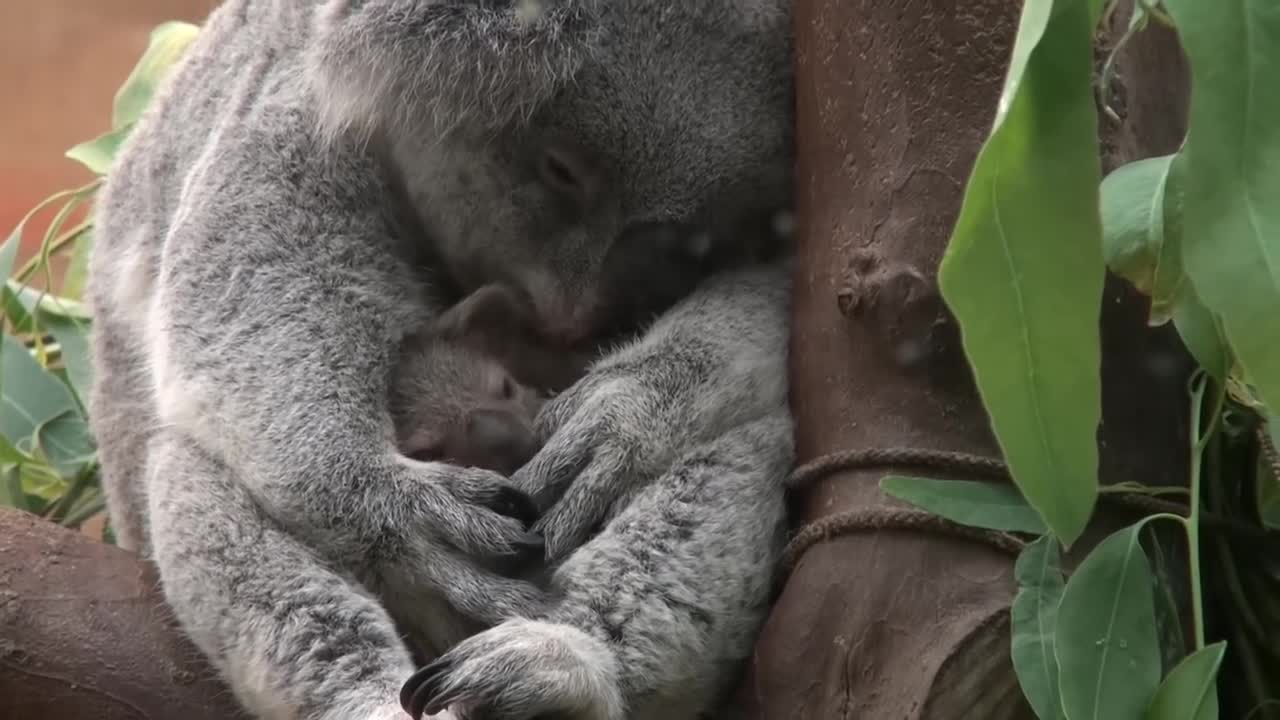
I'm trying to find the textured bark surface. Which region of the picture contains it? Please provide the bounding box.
[0,507,245,720]
[728,2,1191,718]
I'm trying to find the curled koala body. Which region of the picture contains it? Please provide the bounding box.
[404,265,794,720]
[88,1,795,719]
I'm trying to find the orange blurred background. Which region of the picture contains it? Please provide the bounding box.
[0,1,217,256]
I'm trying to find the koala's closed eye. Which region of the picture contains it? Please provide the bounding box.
[536,142,602,214]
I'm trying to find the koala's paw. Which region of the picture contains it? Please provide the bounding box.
[399,619,623,720]
[511,375,652,561]
[410,461,543,558]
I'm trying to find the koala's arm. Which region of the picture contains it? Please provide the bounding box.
[307,0,601,141]
[146,108,543,622]
[147,429,417,720]
[514,261,794,558]
[402,413,793,720]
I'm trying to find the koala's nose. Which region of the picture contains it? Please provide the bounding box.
[593,220,715,335]
[612,221,707,262]
[463,409,539,477]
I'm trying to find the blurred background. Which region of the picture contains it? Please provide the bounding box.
[0,2,217,540]
[0,1,216,239]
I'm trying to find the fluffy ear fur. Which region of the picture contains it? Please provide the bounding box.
[306,0,602,143]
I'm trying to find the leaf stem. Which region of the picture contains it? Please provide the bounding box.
[1184,370,1218,650]
[14,217,92,286]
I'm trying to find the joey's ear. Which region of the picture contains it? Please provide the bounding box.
[435,284,532,340]
[305,0,602,144]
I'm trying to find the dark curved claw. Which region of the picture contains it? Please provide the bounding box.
[487,485,540,528]
[401,656,455,720]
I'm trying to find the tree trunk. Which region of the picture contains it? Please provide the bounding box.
[0,3,1191,718]
[728,2,1190,718]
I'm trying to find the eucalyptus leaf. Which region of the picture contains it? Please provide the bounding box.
[21,460,68,503]
[938,0,1103,546]
[1012,535,1066,720]
[0,466,26,512]
[1,287,36,335]
[1055,523,1162,720]
[65,127,131,176]
[112,21,201,130]
[1145,642,1226,720]
[880,476,1047,534]
[37,310,93,407]
[0,335,95,476]
[0,433,32,467]
[1171,286,1228,381]
[1149,151,1191,325]
[1161,0,1280,412]
[1099,155,1177,303]
[7,282,92,321]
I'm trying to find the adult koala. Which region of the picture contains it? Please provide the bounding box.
[87,0,795,719]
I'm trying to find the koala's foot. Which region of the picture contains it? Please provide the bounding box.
[399,619,623,720]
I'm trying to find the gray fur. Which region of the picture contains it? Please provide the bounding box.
[405,265,793,720]
[391,327,545,477]
[87,0,794,718]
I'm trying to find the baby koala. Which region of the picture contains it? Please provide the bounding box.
[390,334,543,477]
[393,215,741,479]
[390,285,564,478]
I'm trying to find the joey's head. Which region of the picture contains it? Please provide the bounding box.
[310,0,794,345]
[390,333,545,477]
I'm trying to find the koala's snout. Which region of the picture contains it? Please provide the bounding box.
[591,220,716,338]
[449,408,539,477]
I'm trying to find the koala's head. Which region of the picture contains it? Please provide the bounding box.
[391,331,545,477]
[310,0,794,345]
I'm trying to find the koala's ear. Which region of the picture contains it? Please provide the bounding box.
[435,284,533,341]
[305,0,602,144]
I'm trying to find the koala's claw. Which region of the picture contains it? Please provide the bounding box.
[397,619,623,720]
[484,485,540,528]
[506,530,547,566]
[401,657,455,720]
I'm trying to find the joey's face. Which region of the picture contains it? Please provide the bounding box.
[395,0,794,346]
[393,339,546,476]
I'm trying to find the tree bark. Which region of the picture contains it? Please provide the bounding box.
[0,506,245,720]
[728,2,1190,718]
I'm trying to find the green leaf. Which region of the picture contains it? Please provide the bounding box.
[0,466,27,512]
[1145,642,1226,720]
[1055,523,1162,720]
[1100,155,1178,309]
[112,21,201,130]
[65,127,132,176]
[0,433,32,467]
[21,460,69,503]
[1,286,37,335]
[1161,0,1280,413]
[7,282,92,321]
[1171,286,1228,380]
[0,335,95,477]
[37,310,93,407]
[1012,535,1066,720]
[880,476,1047,534]
[937,0,1103,546]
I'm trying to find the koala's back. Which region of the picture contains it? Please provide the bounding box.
[88,0,324,549]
